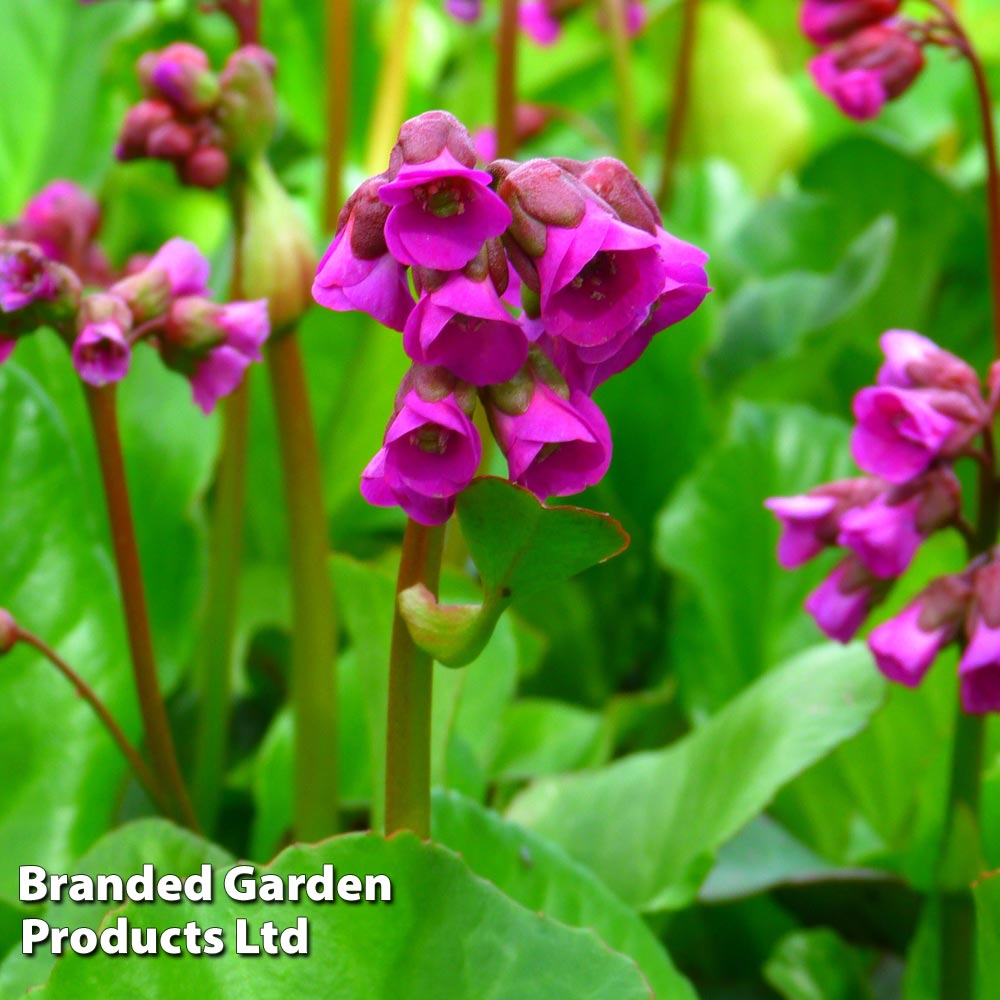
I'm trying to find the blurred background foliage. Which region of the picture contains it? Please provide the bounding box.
[2,0,1000,997]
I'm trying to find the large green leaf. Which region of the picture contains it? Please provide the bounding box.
[432,790,696,1000]
[764,929,876,1000]
[507,643,886,911]
[656,401,855,715]
[0,366,134,902]
[33,829,652,999]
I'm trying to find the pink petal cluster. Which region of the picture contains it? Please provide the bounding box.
[314,111,709,525]
[768,330,1000,714]
[801,3,925,121]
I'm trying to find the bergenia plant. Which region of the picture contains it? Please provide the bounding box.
[314,109,708,835]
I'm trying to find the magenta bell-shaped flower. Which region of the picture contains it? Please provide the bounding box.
[805,555,886,642]
[868,576,969,688]
[71,294,133,387]
[403,269,529,385]
[850,386,980,483]
[809,23,925,121]
[485,358,612,499]
[960,563,1000,714]
[379,150,512,271]
[313,176,414,332]
[361,381,482,526]
[800,0,900,47]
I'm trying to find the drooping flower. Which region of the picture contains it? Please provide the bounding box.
[851,386,980,483]
[868,576,969,687]
[361,380,482,526]
[71,294,133,387]
[485,357,612,499]
[379,152,512,271]
[313,176,414,331]
[809,24,925,121]
[404,261,528,385]
[161,296,270,413]
[805,555,886,642]
[800,0,900,47]
[959,563,1000,714]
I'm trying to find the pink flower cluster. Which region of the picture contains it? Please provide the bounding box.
[116,43,276,189]
[801,0,924,120]
[313,110,709,525]
[0,182,269,413]
[445,0,646,45]
[767,331,1000,713]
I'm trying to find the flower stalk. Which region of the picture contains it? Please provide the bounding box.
[496,0,520,159]
[266,332,339,842]
[659,0,699,207]
[84,384,199,831]
[601,0,641,168]
[385,519,445,837]
[324,0,352,229]
[12,625,166,813]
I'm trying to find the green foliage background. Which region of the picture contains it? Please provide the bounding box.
[1,0,1000,996]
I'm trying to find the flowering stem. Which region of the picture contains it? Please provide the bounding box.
[364,0,418,174]
[496,0,519,159]
[938,706,985,1000]
[191,383,249,831]
[601,0,641,169]
[385,519,445,837]
[13,627,167,813]
[83,385,199,831]
[324,0,352,229]
[926,0,1000,354]
[266,332,339,841]
[658,0,699,207]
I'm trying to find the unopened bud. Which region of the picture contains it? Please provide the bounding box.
[147,121,197,160]
[237,158,316,330]
[387,110,478,178]
[143,43,220,116]
[576,157,661,234]
[116,100,174,161]
[178,146,230,189]
[217,46,278,160]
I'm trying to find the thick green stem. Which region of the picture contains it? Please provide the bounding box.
[939,708,986,1000]
[496,0,519,159]
[191,382,249,830]
[324,0,352,229]
[84,385,199,831]
[266,333,339,841]
[601,0,641,169]
[658,0,699,207]
[15,627,166,813]
[364,0,417,174]
[385,519,445,837]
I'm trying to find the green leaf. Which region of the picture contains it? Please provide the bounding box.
[656,401,856,715]
[707,216,895,389]
[432,790,696,1000]
[507,643,886,911]
[764,929,877,1000]
[687,2,809,192]
[0,820,233,998]
[458,477,629,599]
[0,366,136,902]
[34,830,653,999]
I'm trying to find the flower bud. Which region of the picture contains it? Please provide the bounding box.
[178,146,231,189]
[575,157,661,235]
[237,158,316,330]
[445,0,483,23]
[217,46,278,160]
[116,100,174,161]
[800,0,901,47]
[877,330,982,401]
[388,110,479,176]
[142,43,220,116]
[18,180,101,268]
[147,120,197,160]
[0,609,17,655]
[804,554,888,642]
[810,24,924,121]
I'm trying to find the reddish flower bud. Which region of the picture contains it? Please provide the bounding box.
[178,146,231,189]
